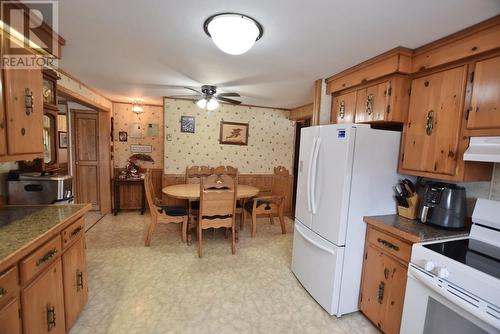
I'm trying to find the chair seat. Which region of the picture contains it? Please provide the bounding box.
[244,199,272,212]
[158,206,187,216]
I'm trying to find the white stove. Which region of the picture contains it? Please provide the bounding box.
[400,198,500,334]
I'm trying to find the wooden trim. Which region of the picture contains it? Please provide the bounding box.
[325,47,413,83]
[58,86,111,113]
[98,111,112,214]
[311,79,322,126]
[164,97,291,111]
[111,101,164,108]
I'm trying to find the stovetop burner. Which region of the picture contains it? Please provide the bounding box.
[424,238,500,279]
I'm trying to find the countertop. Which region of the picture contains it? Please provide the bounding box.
[0,204,90,265]
[363,215,470,244]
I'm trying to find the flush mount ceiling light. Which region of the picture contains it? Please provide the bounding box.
[131,100,144,114]
[204,13,264,55]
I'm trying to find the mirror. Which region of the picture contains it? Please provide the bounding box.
[43,114,56,164]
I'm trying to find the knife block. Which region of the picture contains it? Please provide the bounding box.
[397,194,419,220]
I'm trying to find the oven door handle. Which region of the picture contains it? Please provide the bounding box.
[409,265,500,330]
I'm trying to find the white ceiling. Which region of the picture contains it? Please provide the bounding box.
[59,0,500,109]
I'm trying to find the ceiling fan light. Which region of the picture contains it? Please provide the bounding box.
[206,98,219,111]
[196,98,207,109]
[205,13,263,55]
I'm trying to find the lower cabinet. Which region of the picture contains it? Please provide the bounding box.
[22,259,66,334]
[360,226,411,334]
[0,298,22,334]
[62,237,88,331]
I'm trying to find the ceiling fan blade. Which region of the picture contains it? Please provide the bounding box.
[216,92,240,97]
[184,86,203,94]
[168,94,201,99]
[217,96,242,105]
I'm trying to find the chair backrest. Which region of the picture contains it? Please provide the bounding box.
[271,166,290,197]
[185,165,213,184]
[213,165,238,177]
[199,174,237,227]
[144,171,159,218]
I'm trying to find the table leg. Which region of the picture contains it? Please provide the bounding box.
[113,182,120,216]
[140,183,146,215]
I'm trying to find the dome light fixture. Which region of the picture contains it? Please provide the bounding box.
[204,13,264,55]
[131,100,144,114]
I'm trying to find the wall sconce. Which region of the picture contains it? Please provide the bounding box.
[132,100,144,114]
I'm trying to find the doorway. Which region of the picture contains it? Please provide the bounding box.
[292,118,311,217]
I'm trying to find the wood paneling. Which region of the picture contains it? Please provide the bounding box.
[326,47,413,94]
[3,67,44,155]
[412,16,500,72]
[467,55,500,130]
[289,103,313,121]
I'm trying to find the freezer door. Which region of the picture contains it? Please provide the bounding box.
[311,125,355,246]
[291,220,344,315]
[294,126,319,229]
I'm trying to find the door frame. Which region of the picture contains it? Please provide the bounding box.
[292,118,311,217]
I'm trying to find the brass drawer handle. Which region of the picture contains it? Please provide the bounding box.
[0,287,6,297]
[76,270,84,291]
[36,247,58,266]
[25,88,34,115]
[426,110,434,136]
[47,304,56,331]
[377,238,400,252]
[366,94,374,115]
[377,281,385,304]
[70,226,83,237]
[339,100,346,119]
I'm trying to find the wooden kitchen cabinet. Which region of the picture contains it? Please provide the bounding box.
[62,237,88,331]
[22,259,66,334]
[0,298,22,334]
[3,67,44,156]
[331,91,356,123]
[0,36,7,158]
[355,81,390,123]
[467,55,500,131]
[360,226,410,334]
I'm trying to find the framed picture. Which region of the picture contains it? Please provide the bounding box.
[130,144,152,153]
[58,131,68,148]
[180,116,195,133]
[219,121,249,145]
[119,131,128,142]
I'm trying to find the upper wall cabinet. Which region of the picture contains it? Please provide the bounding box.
[466,55,500,132]
[331,91,356,124]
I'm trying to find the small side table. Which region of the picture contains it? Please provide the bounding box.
[113,177,146,216]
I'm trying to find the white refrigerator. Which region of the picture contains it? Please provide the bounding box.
[291,124,401,316]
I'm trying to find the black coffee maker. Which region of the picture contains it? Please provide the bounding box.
[419,182,466,229]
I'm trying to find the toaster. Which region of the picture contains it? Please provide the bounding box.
[419,182,466,229]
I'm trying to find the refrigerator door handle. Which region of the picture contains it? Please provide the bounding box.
[311,137,321,215]
[307,137,318,213]
[295,223,335,255]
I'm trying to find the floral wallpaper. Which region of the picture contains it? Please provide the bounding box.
[163,98,295,174]
[112,103,164,169]
[56,70,113,110]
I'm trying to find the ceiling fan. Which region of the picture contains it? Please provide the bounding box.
[169,85,242,110]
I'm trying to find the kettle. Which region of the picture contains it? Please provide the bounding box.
[419,182,466,229]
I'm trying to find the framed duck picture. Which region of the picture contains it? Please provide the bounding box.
[219,121,249,145]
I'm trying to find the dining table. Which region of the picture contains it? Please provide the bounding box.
[162,183,259,200]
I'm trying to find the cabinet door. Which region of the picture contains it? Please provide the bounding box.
[0,298,21,334]
[381,252,408,334]
[467,56,500,130]
[331,91,356,123]
[401,66,467,175]
[355,81,390,123]
[359,245,386,330]
[0,36,6,156]
[3,67,44,155]
[62,237,88,331]
[22,259,65,334]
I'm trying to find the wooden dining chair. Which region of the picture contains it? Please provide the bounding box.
[185,165,213,223]
[243,166,289,237]
[143,171,188,246]
[213,166,243,227]
[197,174,237,257]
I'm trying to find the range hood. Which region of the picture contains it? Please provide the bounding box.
[464,137,500,163]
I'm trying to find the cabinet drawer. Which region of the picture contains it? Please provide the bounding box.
[62,217,85,249]
[367,228,411,262]
[0,266,18,309]
[20,235,61,284]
